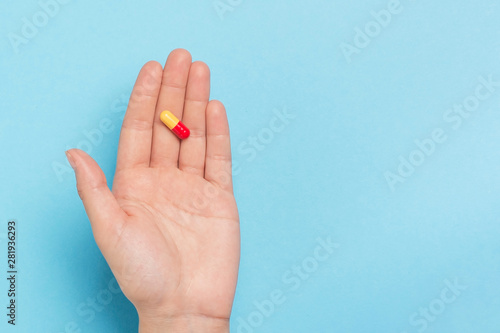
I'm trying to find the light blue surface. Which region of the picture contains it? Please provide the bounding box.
[1,0,500,332]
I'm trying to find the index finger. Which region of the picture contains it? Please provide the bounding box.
[116,61,162,172]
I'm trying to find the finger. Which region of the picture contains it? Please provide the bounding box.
[116,61,162,172]
[150,49,192,168]
[66,149,128,250]
[178,61,210,176]
[205,100,233,192]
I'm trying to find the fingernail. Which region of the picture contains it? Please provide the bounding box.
[65,150,76,169]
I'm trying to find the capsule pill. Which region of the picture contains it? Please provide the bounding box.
[160,110,190,140]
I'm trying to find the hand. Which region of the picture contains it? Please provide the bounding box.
[66,49,239,332]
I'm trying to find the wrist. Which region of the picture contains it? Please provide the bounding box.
[138,313,230,333]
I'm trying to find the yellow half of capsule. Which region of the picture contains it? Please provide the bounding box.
[160,111,180,130]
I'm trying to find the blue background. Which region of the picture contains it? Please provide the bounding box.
[1,0,500,332]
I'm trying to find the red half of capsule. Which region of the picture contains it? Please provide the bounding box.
[171,121,190,139]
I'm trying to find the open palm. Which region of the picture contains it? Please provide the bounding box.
[67,49,239,330]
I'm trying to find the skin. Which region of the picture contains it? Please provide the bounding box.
[66,49,239,332]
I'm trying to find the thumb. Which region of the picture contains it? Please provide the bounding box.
[66,149,126,247]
